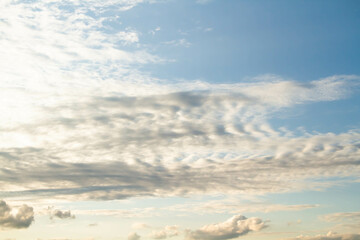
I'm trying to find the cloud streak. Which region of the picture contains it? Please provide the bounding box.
[149,225,180,239]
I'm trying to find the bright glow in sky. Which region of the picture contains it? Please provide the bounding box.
[0,0,360,240]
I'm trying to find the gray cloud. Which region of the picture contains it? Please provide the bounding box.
[185,215,266,240]
[48,207,75,220]
[128,232,141,240]
[0,200,34,229]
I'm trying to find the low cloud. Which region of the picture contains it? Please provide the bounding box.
[128,232,141,240]
[186,215,266,240]
[149,225,180,239]
[48,207,75,220]
[0,200,34,229]
[132,222,151,229]
[286,232,360,240]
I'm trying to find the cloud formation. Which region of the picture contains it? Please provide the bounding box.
[186,215,266,240]
[48,207,75,220]
[165,197,319,215]
[321,212,360,222]
[128,232,141,240]
[149,225,180,239]
[0,0,360,203]
[0,200,34,229]
[286,232,360,240]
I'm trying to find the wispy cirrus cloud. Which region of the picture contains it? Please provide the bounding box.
[320,212,360,231]
[165,198,319,215]
[321,212,360,223]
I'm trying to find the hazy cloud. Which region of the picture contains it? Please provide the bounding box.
[132,222,151,229]
[285,232,360,240]
[321,212,360,222]
[166,199,319,215]
[128,232,141,240]
[163,39,191,47]
[196,0,213,4]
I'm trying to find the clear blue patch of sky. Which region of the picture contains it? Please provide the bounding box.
[113,0,360,84]
[265,180,360,213]
[269,96,360,134]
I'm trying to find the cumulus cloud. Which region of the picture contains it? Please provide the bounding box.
[0,200,34,229]
[48,207,75,220]
[132,222,151,229]
[128,232,141,240]
[149,225,180,239]
[186,215,266,240]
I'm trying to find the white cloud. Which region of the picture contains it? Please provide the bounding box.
[1,0,360,204]
[0,0,163,100]
[163,39,191,47]
[132,222,152,229]
[0,200,34,229]
[186,215,266,240]
[74,208,158,218]
[149,225,180,239]
[117,30,140,44]
[150,26,161,35]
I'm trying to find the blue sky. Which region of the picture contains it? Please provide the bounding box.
[0,1,359,240]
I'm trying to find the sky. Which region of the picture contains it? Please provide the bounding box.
[0,0,360,240]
